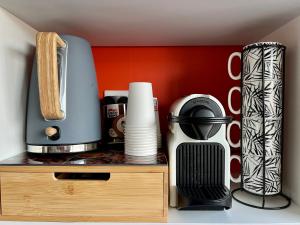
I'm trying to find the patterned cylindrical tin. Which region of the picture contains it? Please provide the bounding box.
[241,42,285,195]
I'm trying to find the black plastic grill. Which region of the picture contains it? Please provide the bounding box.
[177,185,229,201]
[176,142,225,187]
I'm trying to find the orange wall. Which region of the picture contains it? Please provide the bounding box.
[92,46,241,151]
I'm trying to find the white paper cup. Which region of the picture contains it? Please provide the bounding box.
[125,131,157,136]
[125,133,156,137]
[125,141,157,147]
[126,82,156,127]
[125,126,157,130]
[125,130,157,137]
[125,129,157,133]
[125,154,157,164]
[125,146,157,152]
[125,148,157,152]
[125,149,157,156]
[125,146,157,150]
[125,139,157,156]
[126,152,157,157]
[125,142,157,147]
[125,134,157,138]
[125,138,157,143]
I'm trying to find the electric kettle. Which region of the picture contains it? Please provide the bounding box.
[26,32,101,153]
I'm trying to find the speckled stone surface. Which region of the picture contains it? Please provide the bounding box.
[0,146,167,166]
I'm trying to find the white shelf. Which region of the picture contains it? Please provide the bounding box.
[168,201,300,224]
[0,200,299,224]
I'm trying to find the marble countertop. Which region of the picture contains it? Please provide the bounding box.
[0,146,167,166]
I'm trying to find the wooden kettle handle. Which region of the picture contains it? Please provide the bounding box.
[36,32,66,120]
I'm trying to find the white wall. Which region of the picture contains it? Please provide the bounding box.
[261,15,300,206]
[0,7,37,160]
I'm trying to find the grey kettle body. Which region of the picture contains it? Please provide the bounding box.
[26,33,101,153]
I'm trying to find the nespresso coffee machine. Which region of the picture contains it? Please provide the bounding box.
[168,94,232,210]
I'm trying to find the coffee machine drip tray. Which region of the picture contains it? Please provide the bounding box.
[177,185,231,210]
[176,142,232,210]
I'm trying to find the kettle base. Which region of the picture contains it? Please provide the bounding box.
[26,142,98,154]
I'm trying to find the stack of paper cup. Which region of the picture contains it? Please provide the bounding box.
[125,82,158,156]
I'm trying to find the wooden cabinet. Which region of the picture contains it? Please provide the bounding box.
[0,152,168,222]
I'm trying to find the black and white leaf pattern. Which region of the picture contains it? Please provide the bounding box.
[265,119,282,156]
[242,81,264,117]
[242,118,281,156]
[264,80,283,117]
[242,80,282,118]
[242,119,264,155]
[242,154,281,195]
[263,47,284,80]
[242,48,263,81]
[242,46,284,82]
[241,44,284,195]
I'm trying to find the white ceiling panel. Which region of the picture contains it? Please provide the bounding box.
[1,0,300,46]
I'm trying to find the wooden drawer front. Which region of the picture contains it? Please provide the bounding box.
[1,172,164,217]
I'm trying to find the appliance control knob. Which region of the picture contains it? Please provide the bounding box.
[45,126,60,140]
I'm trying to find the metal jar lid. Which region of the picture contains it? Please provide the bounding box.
[243,42,285,50]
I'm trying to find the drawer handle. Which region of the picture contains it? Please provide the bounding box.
[54,172,110,181]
